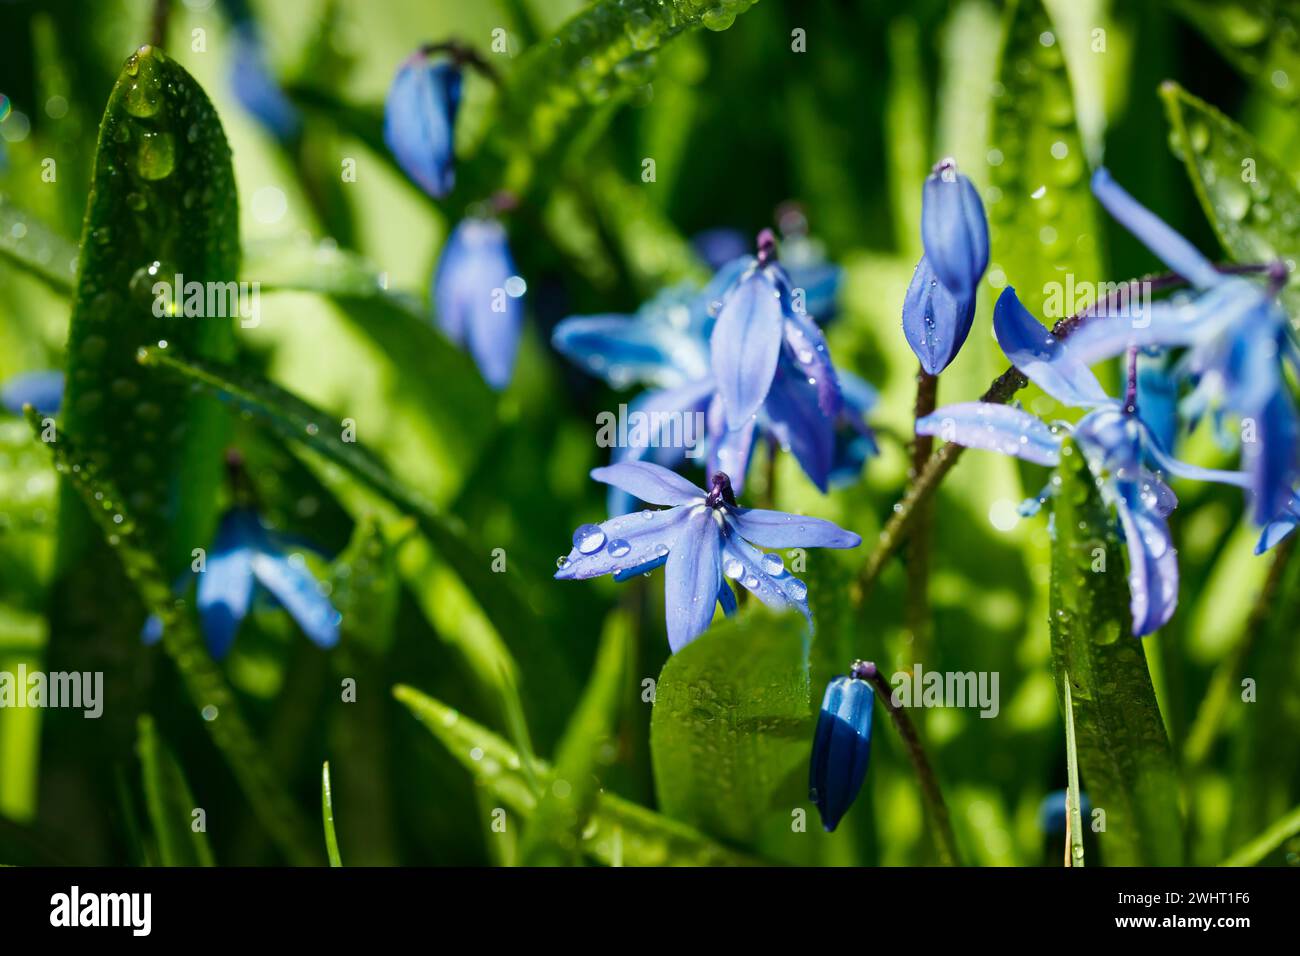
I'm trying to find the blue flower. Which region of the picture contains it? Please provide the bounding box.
[384,49,462,200]
[555,462,860,652]
[228,20,302,143]
[433,217,523,390]
[1,370,63,415]
[552,237,873,508]
[1256,489,1298,554]
[903,159,989,374]
[1038,789,1092,835]
[917,287,1250,636]
[809,661,875,832]
[145,508,341,660]
[1064,167,1299,523]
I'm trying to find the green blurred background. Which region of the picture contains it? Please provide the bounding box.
[1,0,1298,866]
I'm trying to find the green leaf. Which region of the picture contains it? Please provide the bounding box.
[59,45,237,573]
[650,610,812,845]
[520,609,630,865]
[1062,676,1085,867]
[1048,438,1183,865]
[25,409,320,865]
[321,761,342,867]
[1169,1,1300,102]
[1221,802,1300,866]
[988,0,1103,318]
[1160,81,1300,314]
[136,715,214,867]
[393,684,761,866]
[0,196,77,294]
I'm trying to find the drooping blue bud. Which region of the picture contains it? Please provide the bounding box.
[384,49,463,199]
[920,158,989,302]
[433,217,524,390]
[809,662,876,832]
[228,20,302,144]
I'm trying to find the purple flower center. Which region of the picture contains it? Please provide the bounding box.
[705,472,737,509]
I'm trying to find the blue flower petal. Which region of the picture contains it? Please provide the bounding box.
[591,460,705,507]
[1114,481,1179,636]
[196,511,260,659]
[1136,355,1181,454]
[2,370,64,416]
[384,54,461,199]
[921,163,989,300]
[1091,167,1220,289]
[249,550,342,649]
[1255,495,1299,554]
[555,506,690,581]
[786,258,842,324]
[710,267,785,429]
[763,362,836,491]
[809,675,874,832]
[663,506,723,652]
[782,308,842,418]
[994,287,1109,407]
[229,21,302,143]
[1064,279,1264,366]
[691,228,749,270]
[902,255,976,376]
[706,393,756,494]
[719,532,811,622]
[433,218,522,390]
[1241,387,1300,524]
[917,402,1064,466]
[727,508,860,550]
[551,312,707,389]
[717,580,738,616]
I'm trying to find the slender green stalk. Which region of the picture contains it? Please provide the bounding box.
[322,762,342,867]
[1221,803,1300,866]
[858,661,960,865]
[149,0,170,48]
[904,367,938,660]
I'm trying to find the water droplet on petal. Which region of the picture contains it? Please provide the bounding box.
[574,523,606,554]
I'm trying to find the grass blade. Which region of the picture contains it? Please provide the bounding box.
[321,761,342,867]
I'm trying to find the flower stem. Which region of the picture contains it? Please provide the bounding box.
[850,264,1270,609]
[857,661,960,865]
[149,0,170,48]
[904,367,938,660]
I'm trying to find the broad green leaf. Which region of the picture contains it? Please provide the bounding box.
[59,45,237,574]
[520,609,630,865]
[650,610,813,845]
[136,715,214,867]
[488,0,763,201]
[1161,81,1300,315]
[25,409,319,865]
[136,347,537,651]
[321,761,342,867]
[1169,1,1300,103]
[988,0,1103,319]
[393,684,761,866]
[1049,438,1182,866]
[0,196,77,295]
